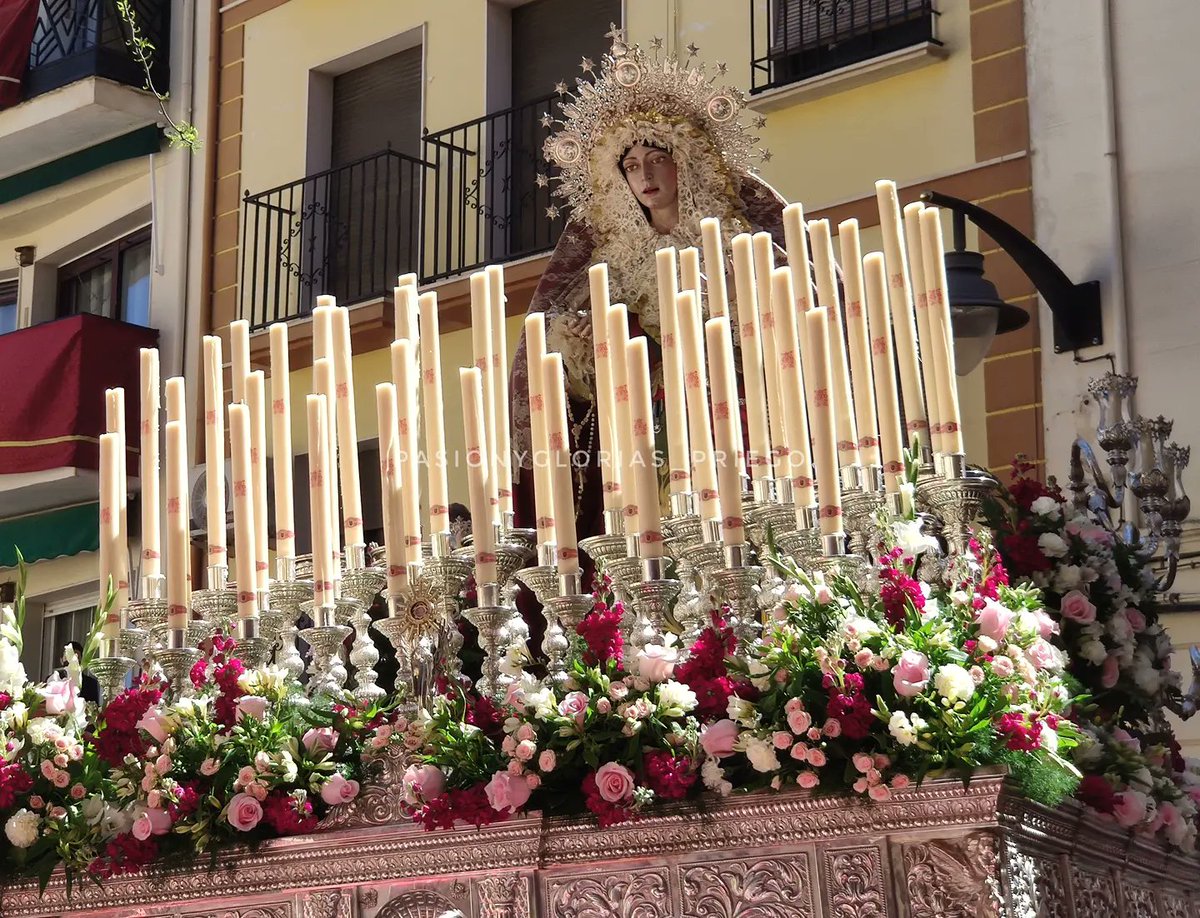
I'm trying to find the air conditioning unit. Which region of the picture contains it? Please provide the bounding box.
[188,464,232,538]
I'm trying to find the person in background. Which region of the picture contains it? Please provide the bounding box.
[60,640,101,706]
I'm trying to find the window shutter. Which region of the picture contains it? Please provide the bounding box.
[332,46,423,166]
[772,0,928,53]
[511,0,621,107]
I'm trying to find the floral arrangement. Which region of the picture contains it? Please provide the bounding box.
[2,467,1199,890]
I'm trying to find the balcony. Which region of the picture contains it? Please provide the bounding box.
[0,0,169,180]
[0,313,157,520]
[240,94,568,328]
[751,0,943,103]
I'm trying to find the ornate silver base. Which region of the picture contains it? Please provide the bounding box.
[156,646,202,702]
[776,528,821,570]
[299,619,353,698]
[340,566,387,705]
[712,562,763,657]
[515,566,569,685]
[545,592,596,672]
[843,487,887,558]
[191,587,237,640]
[463,602,511,701]
[918,461,1001,558]
[578,532,629,574]
[89,654,133,704]
[628,578,683,649]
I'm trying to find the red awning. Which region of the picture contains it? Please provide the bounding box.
[0,0,40,110]
[0,314,159,476]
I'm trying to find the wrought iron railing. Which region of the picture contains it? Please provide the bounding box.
[751,0,939,94]
[421,92,566,283]
[25,0,169,100]
[240,149,431,329]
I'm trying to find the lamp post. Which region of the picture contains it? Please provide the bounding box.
[921,190,1104,367]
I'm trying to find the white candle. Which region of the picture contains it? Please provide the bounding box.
[904,202,943,455]
[139,349,161,580]
[312,357,340,571]
[375,382,409,596]
[228,404,256,620]
[202,337,227,570]
[655,247,691,495]
[753,233,788,483]
[731,233,772,479]
[460,367,497,584]
[331,307,364,550]
[269,324,295,561]
[864,254,906,492]
[808,219,860,470]
[920,207,965,456]
[418,293,450,535]
[542,353,579,576]
[782,203,815,312]
[805,308,843,537]
[525,313,556,546]
[397,272,418,291]
[246,371,270,592]
[607,304,637,528]
[394,283,419,345]
[838,220,881,467]
[391,338,424,565]
[98,433,120,638]
[770,267,816,510]
[876,180,929,450]
[105,388,130,613]
[589,263,622,514]
[164,419,190,629]
[700,217,730,318]
[626,337,664,557]
[488,265,513,519]
[705,316,745,547]
[165,377,185,425]
[230,319,250,404]
[469,272,500,524]
[676,290,720,528]
[679,246,702,297]
[306,394,333,609]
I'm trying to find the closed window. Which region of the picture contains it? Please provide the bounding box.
[0,278,17,334]
[57,227,153,325]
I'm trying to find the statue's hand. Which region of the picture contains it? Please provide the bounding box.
[557,310,592,341]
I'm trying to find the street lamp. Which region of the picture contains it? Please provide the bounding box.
[921,190,1104,373]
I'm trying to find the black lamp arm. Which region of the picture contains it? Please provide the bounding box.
[920,189,1103,352]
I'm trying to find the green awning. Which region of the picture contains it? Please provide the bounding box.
[0,502,98,569]
[0,125,163,206]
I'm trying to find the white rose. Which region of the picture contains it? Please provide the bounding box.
[934,664,976,703]
[1037,532,1069,559]
[1053,565,1084,592]
[4,809,39,848]
[1031,496,1062,518]
[656,680,697,716]
[1080,639,1108,665]
[889,711,918,746]
[1107,615,1133,644]
[842,615,881,639]
[26,716,63,747]
[743,736,781,773]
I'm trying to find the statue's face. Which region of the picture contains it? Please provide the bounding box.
[620,145,678,212]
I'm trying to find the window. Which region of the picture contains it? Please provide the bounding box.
[753,0,940,94]
[57,228,153,325]
[40,604,95,681]
[510,0,621,107]
[0,278,17,335]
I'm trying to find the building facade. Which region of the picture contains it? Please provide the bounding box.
[0,0,213,679]
[207,0,1042,557]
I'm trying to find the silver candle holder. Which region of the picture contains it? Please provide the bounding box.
[300,600,353,698]
[90,636,133,704]
[463,582,510,701]
[415,537,473,680]
[776,505,822,570]
[339,543,387,705]
[628,553,682,651]
[156,627,202,703]
[191,564,237,642]
[513,543,570,687]
[232,614,272,669]
[843,465,886,559]
[711,542,763,657]
[917,453,1000,558]
[269,556,312,681]
[545,570,596,673]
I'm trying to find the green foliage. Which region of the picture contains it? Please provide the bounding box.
[115,0,201,153]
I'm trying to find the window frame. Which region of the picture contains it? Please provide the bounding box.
[57,226,153,323]
[39,597,97,681]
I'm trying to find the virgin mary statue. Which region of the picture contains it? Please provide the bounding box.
[508,33,792,543]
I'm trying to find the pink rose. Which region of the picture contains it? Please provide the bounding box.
[636,643,678,683]
[320,774,361,806]
[302,727,337,755]
[538,750,557,772]
[39,760,55,780]
[1113,790,1149,828]
[525,773,541,789]
[868,784,891,801]
[40,678,79,717]
[558,692,589,718]
[700,719,739,759]
[1026,640,1060,671]
[975,600,1015,641]
[806,748,827,767]
[796,771,820,789]
[596,698,612,715]
[1033,610,1058,639]
[772,731,792,750]
[854,649,874,669]
[892,774,911,790]
[786,708,812,735]
[991,656,1014,678]
[507,759,524,777]
[790,743,809,760]
[485,770,533,813]
[852,752,874,774]
[1124,607,1147,633]
[136,709,174,745]
[1059,590,1097,625]
[402,764,445,804]
[516,722,536,743]
[892,650,930,698]
[969,666,985,685]
[28,795,43,810]
[52,771,69,789]
[237,765,257,787]
[226,792,263,832]
[236,695,269,722]
[70,784,86,800]
[595,762,636,803]
[132,806,171,840]
[822,719,842,738]
[1101,655,1120,689]
[515,739,537,762]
